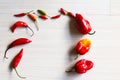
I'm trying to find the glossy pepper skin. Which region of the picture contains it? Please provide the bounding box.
[12,48,26,79]
[75,59,94,74]
[4,38,32,59]
[76,38,91,55]
[75,13,94,34]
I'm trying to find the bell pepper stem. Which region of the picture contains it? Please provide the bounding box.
[88,31,96,35]
[66,67,75,73]
[74,53,79,60]
[14,68,26,79]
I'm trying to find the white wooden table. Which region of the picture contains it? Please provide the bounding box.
[0,0,120,80]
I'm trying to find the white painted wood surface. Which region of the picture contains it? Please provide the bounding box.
[0,0,120,80]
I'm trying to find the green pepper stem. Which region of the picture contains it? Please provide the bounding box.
[14,68,26,79]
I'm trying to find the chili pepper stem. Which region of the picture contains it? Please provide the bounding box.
[74,53,79,60]
[66,67,75,73]
[34,21,39,31]
[32,12,39,16]
[26,10,34,15]
[14,68,26,79]
[88,31,96,35]
[4,48,10,59]
[27,26,34,37]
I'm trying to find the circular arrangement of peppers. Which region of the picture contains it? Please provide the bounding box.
[4,8,95,79]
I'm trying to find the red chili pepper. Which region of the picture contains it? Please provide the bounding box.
[39,15,48,20]
[11,21,34,36]
[12,48,26,79]
[66,59,94,74]
[75,13,95,35]
[14,13,26,17]
[51,14,61,19]
[59,8,67,15]
[28,13,39,31]
[4,38,32,59]
[75,38,91,59]
[14,10,33,17]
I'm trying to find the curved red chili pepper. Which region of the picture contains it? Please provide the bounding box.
[75,13,95,35]
[4,38,32,59]
[11,21,34,36]
[12,48,26,79]
[51,14,61,19]
[66,59,94,74]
